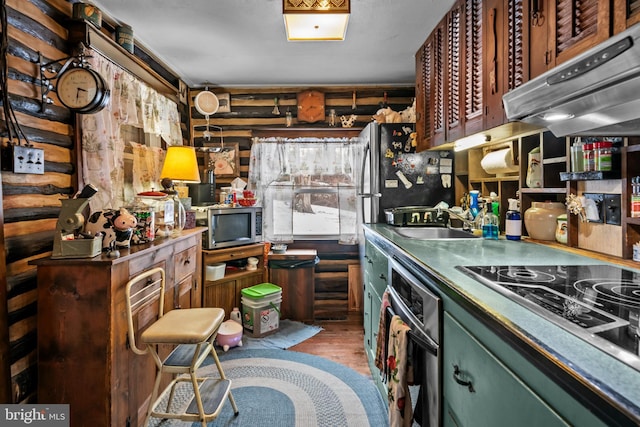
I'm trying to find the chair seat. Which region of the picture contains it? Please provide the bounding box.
[142,308,224,344]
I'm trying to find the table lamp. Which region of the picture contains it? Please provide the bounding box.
[160,146,201,235]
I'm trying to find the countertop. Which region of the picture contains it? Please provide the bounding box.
[364,223,640,424]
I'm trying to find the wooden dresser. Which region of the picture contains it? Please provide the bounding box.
[31,228,203,427]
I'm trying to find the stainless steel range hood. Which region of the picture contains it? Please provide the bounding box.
[503,23,640,137]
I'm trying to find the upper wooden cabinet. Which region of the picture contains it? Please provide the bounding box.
[530,0,612,78]
[415,0,614,150]
[614,0,640,33]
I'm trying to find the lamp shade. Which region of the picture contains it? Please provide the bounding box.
[160,146,201,183]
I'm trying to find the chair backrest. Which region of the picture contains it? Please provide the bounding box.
[125,267,166,355]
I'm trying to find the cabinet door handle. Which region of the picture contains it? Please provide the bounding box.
[453,364,475,393]
[379,273,386,281]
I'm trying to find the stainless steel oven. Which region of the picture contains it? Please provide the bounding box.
[387,256,441,427]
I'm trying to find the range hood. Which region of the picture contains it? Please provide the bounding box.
[503,23,640,137]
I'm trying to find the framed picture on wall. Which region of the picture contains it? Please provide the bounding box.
[207,143,239,177]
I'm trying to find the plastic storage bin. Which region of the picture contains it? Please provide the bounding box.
[241,283,282,337]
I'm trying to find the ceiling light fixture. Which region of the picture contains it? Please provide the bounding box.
[283,0,350,41]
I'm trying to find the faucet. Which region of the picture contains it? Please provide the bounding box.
[442,208,475,231]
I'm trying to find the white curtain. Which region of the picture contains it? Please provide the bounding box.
[249,137,365,244]
[81,49,182,212]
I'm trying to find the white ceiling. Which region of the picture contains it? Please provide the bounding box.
[90,0,456,88]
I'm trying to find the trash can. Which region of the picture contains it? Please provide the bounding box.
[241,283,282,338]
[268,249,319,323]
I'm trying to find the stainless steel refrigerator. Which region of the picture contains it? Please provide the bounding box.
[359,122,455,223]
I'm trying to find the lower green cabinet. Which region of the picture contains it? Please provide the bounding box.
[443,312,570,427]
[362,237,388,400]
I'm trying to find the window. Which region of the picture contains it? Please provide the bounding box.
[249,137,364,243]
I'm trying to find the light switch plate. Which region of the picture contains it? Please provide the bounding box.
[12,146,44,174]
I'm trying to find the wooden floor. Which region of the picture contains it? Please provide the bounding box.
[289,312,371,378]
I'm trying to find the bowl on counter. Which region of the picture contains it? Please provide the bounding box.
[238,198,257,206]
[271,244,288,254]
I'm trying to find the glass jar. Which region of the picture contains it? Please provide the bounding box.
[593,141,612,171]
[582,143,595,172]
[570,140,584,172]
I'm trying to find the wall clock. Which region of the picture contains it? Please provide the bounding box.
[297,90,325,123]
[56,67,110,114]
[194,90,220,116]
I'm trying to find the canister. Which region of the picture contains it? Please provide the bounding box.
[593,141,612,171]
[116,24,134,54]
[72,2,102,28]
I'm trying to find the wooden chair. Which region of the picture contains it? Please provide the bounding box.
[125,267,239,426]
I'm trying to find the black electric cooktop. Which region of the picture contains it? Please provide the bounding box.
[457,265,640,370]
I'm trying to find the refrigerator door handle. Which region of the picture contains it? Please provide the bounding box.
[357,193,382,198]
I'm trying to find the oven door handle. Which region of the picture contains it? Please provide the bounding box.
[387,289,439,356]
[408,329,438,356]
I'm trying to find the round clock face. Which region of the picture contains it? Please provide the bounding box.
[57,67,109,113]
[194,91,219,116]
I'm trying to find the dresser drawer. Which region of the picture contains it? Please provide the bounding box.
[175,245,198,282]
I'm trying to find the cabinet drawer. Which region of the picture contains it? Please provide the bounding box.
[128,246,173,277]
[175,245,197,281]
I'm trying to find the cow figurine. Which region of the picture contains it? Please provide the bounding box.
[85,208,137,250]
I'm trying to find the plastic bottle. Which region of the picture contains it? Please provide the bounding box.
[481,201,499,240]
[469,190,481,219]
[505,198,522,241]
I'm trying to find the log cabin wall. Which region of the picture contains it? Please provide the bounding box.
[1,0,77,404]
[0,0,416,404]
[189,86,415,320]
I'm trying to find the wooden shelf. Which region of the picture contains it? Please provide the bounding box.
[626,217,640,225]
[520,187,567,194]
[559,170,621,181]
[67,20,178,100]
[543,156,567,165]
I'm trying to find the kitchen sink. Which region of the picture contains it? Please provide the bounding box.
[390,227,479,239]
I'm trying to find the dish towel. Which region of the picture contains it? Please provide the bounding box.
[387,314,413,427]
[375,291,391,374]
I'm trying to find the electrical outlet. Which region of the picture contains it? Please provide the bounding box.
[12,146,45,174]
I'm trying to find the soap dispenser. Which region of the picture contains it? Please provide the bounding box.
[481,201,499,240]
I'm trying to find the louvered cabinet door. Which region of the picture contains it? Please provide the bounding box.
[483,0,506,129]
[415,39,434,151]
[504,0,527,93]
[447,2,464,142]
[549,0,611,66]
[613,0,640,33]
[464,0,484,136]
[432,18,448,147]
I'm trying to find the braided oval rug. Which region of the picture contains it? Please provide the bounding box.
[149,348,388,427]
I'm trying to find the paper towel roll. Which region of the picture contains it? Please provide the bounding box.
[480,148,519,175]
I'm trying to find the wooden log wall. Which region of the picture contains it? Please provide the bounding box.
[189,86,415,187]
[1,0,77,404]
[190,86,415,319]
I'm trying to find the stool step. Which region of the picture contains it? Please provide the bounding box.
[185,378,231,416]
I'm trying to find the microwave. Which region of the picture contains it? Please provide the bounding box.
[194,206,262,250]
